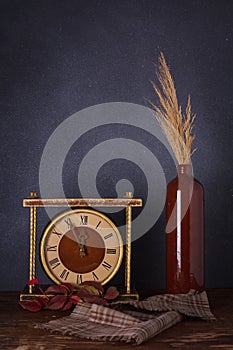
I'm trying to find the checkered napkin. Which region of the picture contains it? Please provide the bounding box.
[39,291,215,345]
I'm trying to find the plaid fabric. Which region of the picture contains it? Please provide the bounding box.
[113,290,216,321]
[39,291,215,345]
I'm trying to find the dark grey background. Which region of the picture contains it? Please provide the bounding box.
[1,0,232,291]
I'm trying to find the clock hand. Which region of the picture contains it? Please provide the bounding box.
[66,218,88,257]
[78,230,88,258]
[79,245,86,258]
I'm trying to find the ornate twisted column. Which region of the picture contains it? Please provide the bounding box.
[29,192,37,293]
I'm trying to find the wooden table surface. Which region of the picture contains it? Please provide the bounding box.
[0,289,233,350]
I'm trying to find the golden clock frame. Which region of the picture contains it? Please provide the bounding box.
[20,191,142,301]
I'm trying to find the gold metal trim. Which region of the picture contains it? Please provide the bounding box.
[23,198,142,207]
[125,204,132,294]
[29,192,38,293]
[21,192,142,300]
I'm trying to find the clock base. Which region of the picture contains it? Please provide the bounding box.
[118,287,139,301]
[19,285,139,302]
[19,284,53,302]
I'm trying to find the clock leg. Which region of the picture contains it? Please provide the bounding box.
[120,204,139,301]
[125,204,132,294]
[29,193,37,294]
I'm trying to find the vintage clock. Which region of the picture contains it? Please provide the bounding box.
[40,208,123,286]
[20,192,142,301]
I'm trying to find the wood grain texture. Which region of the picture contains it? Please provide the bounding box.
[0,289,233,350]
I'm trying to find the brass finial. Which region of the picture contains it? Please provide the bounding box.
[124,191,133,198]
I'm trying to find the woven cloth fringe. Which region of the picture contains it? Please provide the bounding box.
[38,290,215,345]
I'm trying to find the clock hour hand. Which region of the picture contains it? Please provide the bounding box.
[78,230,88,258]
[79,245,86,258]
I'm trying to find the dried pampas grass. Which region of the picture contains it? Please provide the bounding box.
[148,52,196,164]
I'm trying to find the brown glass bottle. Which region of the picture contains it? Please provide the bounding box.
[166,164,204,293]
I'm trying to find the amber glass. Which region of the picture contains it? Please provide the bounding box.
[166,164,204,293]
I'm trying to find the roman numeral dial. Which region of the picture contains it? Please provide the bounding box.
[40,208,123,288]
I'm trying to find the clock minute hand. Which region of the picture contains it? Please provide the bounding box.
[66,218,87,257]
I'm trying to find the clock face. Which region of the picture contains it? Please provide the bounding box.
[40,209,123,286]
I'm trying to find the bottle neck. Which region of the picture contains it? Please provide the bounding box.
[177,164,193,177]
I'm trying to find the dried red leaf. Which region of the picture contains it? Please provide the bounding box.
[61,299,74,311]
[37,297,48,308]
[70,295,82,304]
[104,286,119,300]
[61,283,74,295]
[19,298,45,312]
[79,281,104,294]
[82,294,107,305]
[46,295,67,310]
[76,288,96,299]
[77,285,103,298]
[27,279,40,286]
[45,284,68,295]
[20,279,118,312]
[62,294,82,310]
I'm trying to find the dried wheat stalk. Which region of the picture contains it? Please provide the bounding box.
[148,52,196,164]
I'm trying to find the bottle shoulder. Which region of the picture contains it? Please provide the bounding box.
[167,176,204,191]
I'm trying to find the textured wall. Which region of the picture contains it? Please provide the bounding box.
[1,0,232,291]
